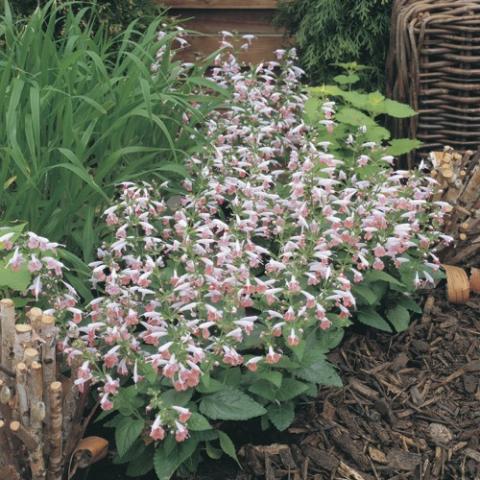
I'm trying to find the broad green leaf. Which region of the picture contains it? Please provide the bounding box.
[364,270,404,287]
[160,389,193,407]
[386,305,410,332]
[358,308,392,332]
[386,138,422,156]
[199,389,266,421]
[153,439,198,480]
[276,378,310,401]
[333,73,360,85]
[397,295,422,314]
[352,284,378,305]
[126,447,153,477]
[0,265,31,292]
[188,413,212,431]
[115,417,144,457]
[335,107,375,127]
[295,360,342,387]
[267,402,295,431]
[384,99,416,118]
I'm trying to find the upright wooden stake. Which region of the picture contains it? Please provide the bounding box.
[15,362,29,427]
[0,300,16,371]
[47,382,63,480]
[13,325,32,368]
[40,315,56,431]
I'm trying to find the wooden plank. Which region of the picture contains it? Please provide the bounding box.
[159,0,278,9]
[171,10,281,35]
[175,34,291,64]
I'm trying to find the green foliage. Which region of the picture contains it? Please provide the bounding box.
[102,327,344,479]
[0,2,224,272]
[276,0,392,87]
[12,0,162,35]
[305,69,420,161]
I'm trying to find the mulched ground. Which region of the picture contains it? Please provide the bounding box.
[86,290,480,480]
[202,290,480,480]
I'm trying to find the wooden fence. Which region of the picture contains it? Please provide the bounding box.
[158,0,290,63]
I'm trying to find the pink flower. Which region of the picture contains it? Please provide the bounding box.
[150,416,166,441]
[265,346,281,365]
[172,406,191,423]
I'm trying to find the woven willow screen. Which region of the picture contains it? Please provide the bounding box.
[387,0,480,165]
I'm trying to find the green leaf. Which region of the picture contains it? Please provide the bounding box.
[199,389,266,421]
[383,99,416,118]
[276,378,310,401]
[114,439,146,465]
[160,389,193,407]
[218,431,240,466]
[115,417,144,457]
[386,138,422,156]
[188,412,212,431]
[153,439,198,480]
[205,442,222,460]
[386,305,410,332]
[0,265,31,292]
[364,270,404,287]
[126,446,154,477]
[333,73,360,85]
[352,284,378,305]
[249,380,277,401]
[258,370,283,388]
[397,296,422,314]
[295,360,342,387]
[335,107,375,127]
[358,308,392,332]
[267,402,295,432]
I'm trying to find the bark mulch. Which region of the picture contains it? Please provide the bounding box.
[227,291,480,480]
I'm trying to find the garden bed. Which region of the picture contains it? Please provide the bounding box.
[84,289,480,479]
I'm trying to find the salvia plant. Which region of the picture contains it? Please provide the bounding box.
[36,38,452,479]
[0,1,225,275]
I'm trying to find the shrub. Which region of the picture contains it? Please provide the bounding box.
[61,44,450,479]
[0,2,224,277]
[276,0,392,88]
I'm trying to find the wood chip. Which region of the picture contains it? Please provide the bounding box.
[368,446,387,464]
[429,423,453,447]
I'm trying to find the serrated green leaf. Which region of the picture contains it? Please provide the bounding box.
[279,378,310,400]
[267,402,295,431]
[386,138,422,156]
[383,99,416,118]
[258,370,283,388]
[160,389,193,407]
[358,308,392,332]
[115,417,144,457]
[335,107,375,127]
[153,439,198,480]
[386,305,410,332]
[188,412,212,431]
[295,360,342,387]
[199,389,266,421]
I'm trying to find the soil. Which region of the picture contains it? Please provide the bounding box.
[85,290,480,480]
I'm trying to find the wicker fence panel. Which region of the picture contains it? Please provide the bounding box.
[387,0,480,165]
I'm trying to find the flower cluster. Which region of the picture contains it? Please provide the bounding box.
[0,230,79,319]
[64,41,449,444]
